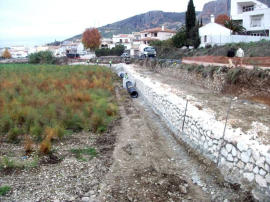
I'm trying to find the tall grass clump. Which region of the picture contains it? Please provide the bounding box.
[0,64,118,154]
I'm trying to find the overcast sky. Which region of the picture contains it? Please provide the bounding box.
[0,0,211,47]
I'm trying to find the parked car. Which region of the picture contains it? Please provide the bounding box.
[121,52,130,58]
[143,46,156,58]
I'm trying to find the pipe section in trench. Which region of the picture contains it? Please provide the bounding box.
[117,70,138,98]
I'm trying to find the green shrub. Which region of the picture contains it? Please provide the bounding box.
[172,30,187,48]
[7,127,22,143]
[227,68,242,84]
[150,39,173,47]
[29,51,56,64]
[0,156,15,169]
[95,45,125,57]
[0,186,11,196]
[71,147,97,161]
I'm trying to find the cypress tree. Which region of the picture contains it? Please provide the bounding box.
[185,0,196,34]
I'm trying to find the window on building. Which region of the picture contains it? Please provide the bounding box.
[120,39,123,43]
[204,35,207,42]
[145,34,147,37]
[154,33,157,37]
[243,5,254,12]
[125,39,128,43]
[250,15,263,27]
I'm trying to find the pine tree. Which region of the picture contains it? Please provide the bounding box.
[185,0,196,35]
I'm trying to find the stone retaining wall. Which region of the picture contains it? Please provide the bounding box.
[116,64,270,200]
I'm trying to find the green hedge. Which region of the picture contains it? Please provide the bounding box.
[95,45,125,57]
[29,51,56,64]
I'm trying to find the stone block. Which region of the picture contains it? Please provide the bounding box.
[256,157,265,168]
[227,154,234,162]
[237,161,245,169]
[253,166,259,174]
[265,163,270,172]
[259,169,267,177]
[245,163,254,172]
[226,144,233,153]
[265,174,270,183]
[243,172,255,182]
[237,142,248,152]
[220,157,226,165]
[266,155,270,165]
[231,147,237,157]
[221,148,228,157]
[255,175,267,188]
[241,151,251,163]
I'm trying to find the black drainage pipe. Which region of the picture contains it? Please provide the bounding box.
[119,73,125,78]
[126,81,138,98]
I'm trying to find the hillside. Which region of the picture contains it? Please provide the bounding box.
[199,0,231,23]
[67,10,200,41]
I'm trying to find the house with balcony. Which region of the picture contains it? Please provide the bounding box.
[100,38,114,49]
[112,34,133,50]
[140,26,176,45]
[231,0,270,36]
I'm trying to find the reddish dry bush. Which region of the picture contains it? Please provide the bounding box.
[44,127,58,141]
[73,92,91,102]
[106,103,117,116]
[79,79,91,88]
[1,80,14,89]
[24,135,34,154]
[37,81,50,92]
[0,98,4,112]
[53,80,66,91]
[91,114,103,132]
[39,138,51,154]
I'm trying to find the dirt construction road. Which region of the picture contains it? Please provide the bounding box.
[97,86,251,201]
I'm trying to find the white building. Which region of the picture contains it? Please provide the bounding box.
[100,38,114,49]
[199,15,232,47]
[140,26,176,45]
[130,32,141,56]
[231,0,270,36]
[112,34,133,50]
[104,27,176,56]
[9,46,28,58]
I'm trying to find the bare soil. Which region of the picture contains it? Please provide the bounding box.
[0,125,117,201]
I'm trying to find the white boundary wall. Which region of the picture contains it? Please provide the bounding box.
[115,64,270,200]
[200,35,269,47]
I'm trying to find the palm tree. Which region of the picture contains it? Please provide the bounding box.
[225,20,246,34]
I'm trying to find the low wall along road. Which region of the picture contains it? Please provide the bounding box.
[114,63,270,200]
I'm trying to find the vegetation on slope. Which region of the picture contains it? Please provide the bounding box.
[0,64,118,154]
